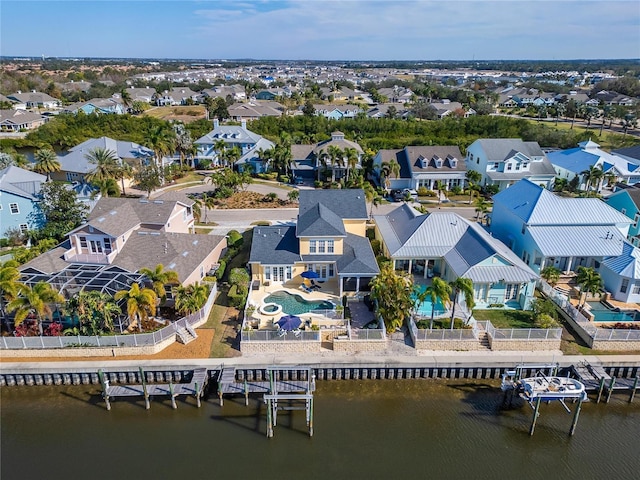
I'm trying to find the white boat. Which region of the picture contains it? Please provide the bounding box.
[518,375,587,402]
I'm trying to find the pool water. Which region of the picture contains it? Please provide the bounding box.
[413,285,445,316]
[263,291,335,316]
[587,302,640,322]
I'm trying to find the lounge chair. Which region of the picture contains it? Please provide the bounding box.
[293,328,301,337]
[311,279,321,289]
[277,329,287,338]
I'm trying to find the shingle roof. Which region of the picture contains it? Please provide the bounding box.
[493,179,631,225]
[0,165,46,200]
[298,189,368,220]
[336,233,380,275]
[249,226,300,264]
[401,146,466,176]
[296,203,346,237]
[477,139,544,161]
[59,137,153,174]
[194,124,263,145]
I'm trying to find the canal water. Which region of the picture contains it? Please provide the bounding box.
[2,379,638,479]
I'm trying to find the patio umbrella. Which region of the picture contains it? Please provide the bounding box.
[276,314,302,331]
[301,270,320,279]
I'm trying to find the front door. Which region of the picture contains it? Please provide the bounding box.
[89,240,103,254]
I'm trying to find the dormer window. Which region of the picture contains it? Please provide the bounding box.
[418,155,428,168]
[432,155,442,168]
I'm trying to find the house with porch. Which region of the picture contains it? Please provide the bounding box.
[0,166,47,237]
[20,195,227,294]
[291,131,363,182]
[605,186,640,247]
[548,140,640,191]
[248,189,379,298]
[372,146,466,192]
[6,91,60,110]
[0,109,47,132]
[373,204,538,310]
[465,138,556,191]
[491,179,630,292]
[194,119,274,172]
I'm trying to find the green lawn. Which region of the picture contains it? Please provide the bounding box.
[472,309,535,328]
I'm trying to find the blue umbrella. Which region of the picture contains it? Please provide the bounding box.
[301,270,320,279]
[276,315,302,331]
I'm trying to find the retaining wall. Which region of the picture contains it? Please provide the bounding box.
[414,339,485,351]
[240,341,322,355]
[489,338,562,351]
[333,339,387,353]
[591,340,640,351]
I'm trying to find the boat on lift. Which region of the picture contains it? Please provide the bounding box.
[518,373,587,403]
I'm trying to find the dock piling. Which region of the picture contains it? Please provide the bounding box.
[529,396,541,436]
[569,397,583,436]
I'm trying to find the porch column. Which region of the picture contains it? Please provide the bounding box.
[539,257,546,272]
[339,277,343,297]
[408,260,412,273]
[565,256,574,273]
[356,277,360,293]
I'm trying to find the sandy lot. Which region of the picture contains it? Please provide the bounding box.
[0,329,216,363]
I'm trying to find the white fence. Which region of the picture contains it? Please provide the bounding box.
[349,328,386,340]
[1,283,218,350]
[485,321,562,340]
[414,327,478,341]
[537,279,640,342]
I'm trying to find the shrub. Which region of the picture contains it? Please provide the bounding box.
[534,314,560,329]
[450,186,463,195]
[214,185,234,199]
[226,230,243,248]
[488,303,504,308]
[531,298,557,320]
[229,267,250,287]
[278,175,290,184]
[228,284,247,308]
[313,181,323,188]
[417,186,429,197]
[370,238,382,256]
[215,259,226,280]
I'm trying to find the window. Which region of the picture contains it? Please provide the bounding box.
[521,223,526,235]
[634,213,639,229]
[621,208,626,215]
[507,163,513,171]
[633,283,640,295]
[309,240,316,254]
[318,240,325,253]
[264,266,271,280]
[19,224,28,233]
[9,203,19,214]
[79,236,87,248]
[104,238,112,252]
[327,239,334,253]
[493,162,499,169]
[621,279,629,293]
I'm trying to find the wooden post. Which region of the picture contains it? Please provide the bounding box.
[266,399,273,438]
[309,396,314,437]
[140,367,150,410]
[606,377,616,403]
[630,377,638,403]
[218,377,224,407]
[272,395,278,427]
[596,376,606,404]
[169,381,177,409]
[529,397,541,436]
[98,370,111,411]
[244,380,249,406]
[195,381,201,408]
[569,397,583,436]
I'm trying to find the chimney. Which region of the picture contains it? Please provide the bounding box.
[213,118,219,128]
[241,120,247,130]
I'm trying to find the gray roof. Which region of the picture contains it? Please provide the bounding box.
[0,109,45,125]
[291,144,315,161]
[374,205,537,283]
[249,226,300,265]
[7,91,59,104]
[527,225,626,257]
[298,189,368,221]
[336,233,379,276]
[493,179,631,225]
[0,165,46,200]
[400,146,466,177]
[59,137,153,174]
[297,202,347,237]
[476,139,545,161]
[613,145,640,163]
[194,124,263,146]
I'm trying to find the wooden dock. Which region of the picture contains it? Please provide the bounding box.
[572,362,639,403]
[216,366,316,437]
[99,367,209,410]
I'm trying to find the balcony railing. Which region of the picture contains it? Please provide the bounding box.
[63,249,117,265]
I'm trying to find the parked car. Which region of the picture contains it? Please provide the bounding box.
[392,189,418,201]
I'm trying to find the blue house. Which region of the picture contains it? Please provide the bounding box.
[0,166,46,237]
[600,242,640,303]
[491,179,630,275]
[605,186,640,246]
[374,204,539,310]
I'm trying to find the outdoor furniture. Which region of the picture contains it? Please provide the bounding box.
[293,328,302,337]
[277,329,287,338]
[311,280,321,289]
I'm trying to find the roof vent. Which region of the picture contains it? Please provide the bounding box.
[153,200,163,204]
[182,251,189,257]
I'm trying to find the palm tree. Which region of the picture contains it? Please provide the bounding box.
[0,261,22,333]
[449,277,475,329]
[65,290,121,335]
[145,125,176,184]
[173,123,193,167]
[91,178,120,198]
[114,283,158,332]
[369,263,415,333]
[580,165,604,196]
[575,266,603,308]
[139,264,179,303]
[327,145,343,183]
[541,265,561,286]
[33,148,61,180]
[424,277,452,330]
[466,170,482,204]
[174,282,210,315]
[194,192,216,223]
[474,196,490,221]
[6,281,63,335]
[84,147,121,184]
[344,147,359,181]
[287,189,299,202]
[120,88,132,112]
[213,139,227,167]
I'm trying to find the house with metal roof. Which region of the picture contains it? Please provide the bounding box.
[291,131,364,182]
[194,119,274,172]
[491,179,635,300]
[600,241,640,303]
[0,166,47,237]
[373,204,538,309]
[53,136,154,183]
[248,189,379,297]
[20,196,227,296]
[548,140,640,191]
[62,98,126,115]
[372,145,466,192]
[605,186,640,247]
[465,138,556,191]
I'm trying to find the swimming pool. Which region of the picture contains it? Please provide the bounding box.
[263,291,335,316]
[587,301,640,322]
[413,285,446,316]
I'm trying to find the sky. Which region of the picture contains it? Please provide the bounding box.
[1,0,639,61]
